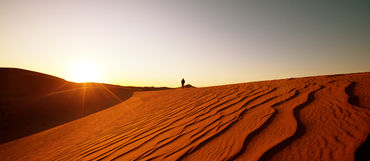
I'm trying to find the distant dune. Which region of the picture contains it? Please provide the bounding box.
[0,68,169,143]
[184,84,195,88]
[0,71,369,161]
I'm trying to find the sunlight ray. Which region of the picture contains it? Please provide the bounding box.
[97,83,123,102]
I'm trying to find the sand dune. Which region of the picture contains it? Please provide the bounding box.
[0,72,369,161]
[0,68,168,143]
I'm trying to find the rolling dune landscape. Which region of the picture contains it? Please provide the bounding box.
[0,72,369,161]
[0,68,168,143]
[1,1,369,160]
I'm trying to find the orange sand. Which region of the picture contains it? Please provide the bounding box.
[0,72,369,161]
[0,68,168,143]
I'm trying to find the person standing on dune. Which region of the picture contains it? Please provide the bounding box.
[181,78,185,88]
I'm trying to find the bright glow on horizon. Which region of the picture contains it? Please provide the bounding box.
[66,61,102,83]
[0,1,369,87]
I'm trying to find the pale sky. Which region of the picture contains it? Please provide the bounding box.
[1,0,369,87]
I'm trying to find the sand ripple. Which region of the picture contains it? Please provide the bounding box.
[0,73,369,161]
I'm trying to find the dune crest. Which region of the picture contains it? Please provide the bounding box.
[0,72,369,161]
[0,68,168,143]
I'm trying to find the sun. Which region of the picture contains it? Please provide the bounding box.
[67,61,102,83]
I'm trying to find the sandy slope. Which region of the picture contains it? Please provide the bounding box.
[0,68,168,143]
[0,72,369,161]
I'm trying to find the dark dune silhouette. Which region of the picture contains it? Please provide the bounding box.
[0,68,169,143]
[177,84,195,89]
[184,84,195,88]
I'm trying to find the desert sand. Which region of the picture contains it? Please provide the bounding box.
[0,68,168,143]
[0,72,369,161]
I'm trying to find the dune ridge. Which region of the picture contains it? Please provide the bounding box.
[0,68,169,143]
[0,72,369,161]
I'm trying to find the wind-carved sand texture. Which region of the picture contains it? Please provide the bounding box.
[0,72,369,161]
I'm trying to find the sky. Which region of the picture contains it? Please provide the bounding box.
[1,0,369,87]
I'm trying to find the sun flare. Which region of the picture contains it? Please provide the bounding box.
[67,61,102,83]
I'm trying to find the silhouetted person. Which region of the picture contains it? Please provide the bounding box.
[181,78,185,88]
